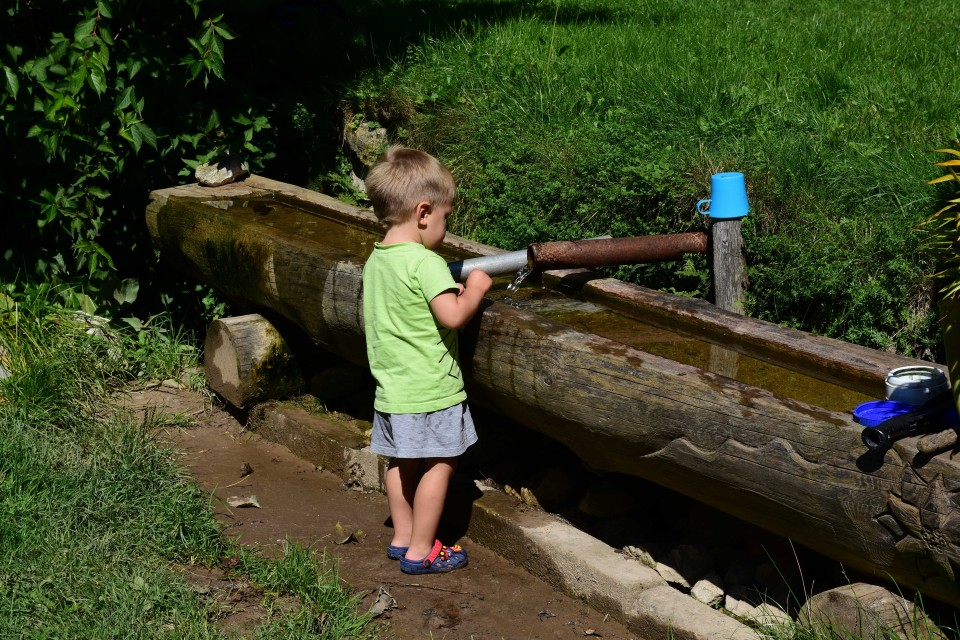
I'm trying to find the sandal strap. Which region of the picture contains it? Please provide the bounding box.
[421,539,444,567]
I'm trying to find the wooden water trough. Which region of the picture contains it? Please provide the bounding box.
[147,175,960,608]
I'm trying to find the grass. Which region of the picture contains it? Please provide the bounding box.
[337,0,959,357]
[0,292,376,638]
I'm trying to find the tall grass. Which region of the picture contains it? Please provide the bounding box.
[0,293,375,638]
[346,0,959,356]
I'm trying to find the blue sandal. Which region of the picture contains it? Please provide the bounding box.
[386,545,408,560]
[400,540,468,574]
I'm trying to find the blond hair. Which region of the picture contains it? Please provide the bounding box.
[365,146,455,227]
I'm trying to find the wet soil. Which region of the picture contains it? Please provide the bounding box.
[124,384,637,640]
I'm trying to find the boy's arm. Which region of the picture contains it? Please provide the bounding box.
[430,269,493,329]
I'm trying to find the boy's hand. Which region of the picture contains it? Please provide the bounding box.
[465,269,493,295]
[431,269,493,329]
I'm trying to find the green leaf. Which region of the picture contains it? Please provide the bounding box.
[68,67,87,94]
[131,122,157,149]
[209,34,223,58]
[74,18,97,41]
[214,25,235,40]
[89,68,107,96]
[112,278,139,305]
[208,55,224,80]
[97,1,113,19]
[115,86,133,110]
[99,24,114,45]
[87,185,110,199]
[120,126,140,152]
[3,66,17,99]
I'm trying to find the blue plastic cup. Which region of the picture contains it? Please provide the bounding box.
[696,172,749,219]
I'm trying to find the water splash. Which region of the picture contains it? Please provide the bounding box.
[502,266,533,308]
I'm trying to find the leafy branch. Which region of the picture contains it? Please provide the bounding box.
[0,0,274,314]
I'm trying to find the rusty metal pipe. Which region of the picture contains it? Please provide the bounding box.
[527,232,708,272]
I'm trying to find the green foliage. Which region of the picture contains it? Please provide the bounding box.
[0,296,376,638]
[335,0,958,356]
[922,141,960,299]
[241,542,376,639]
[0,1,274,314]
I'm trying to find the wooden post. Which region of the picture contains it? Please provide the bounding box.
[204,314,305,409]
[711,218,746,314]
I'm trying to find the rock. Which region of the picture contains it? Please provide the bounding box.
[691,573,724,607]
[725,591,790,628]
[623,545,657,569]
[655,562,689,589]
[798,583,947,640]
[343,119,388,167]
[667,544,714,585]
[342,118,388,194]
[196,156,249,187]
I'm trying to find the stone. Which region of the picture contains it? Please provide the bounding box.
[655,561,689,589]
[196,156,249,187]
[725,587,792,628]
[667,544,714,586]
[343,119,388,168]
[691,573,724,607]
[799,583,947,640]
[342,118,388,195]
[623,545,657,569]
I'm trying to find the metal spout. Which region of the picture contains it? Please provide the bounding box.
[449,233,707,281]
[448,249,529,282]
[528,232,708,272]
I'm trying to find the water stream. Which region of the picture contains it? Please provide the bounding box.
[501,266,533,307]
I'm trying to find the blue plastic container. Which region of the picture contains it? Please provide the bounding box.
[696,172,750,219]
[853,400,915,427]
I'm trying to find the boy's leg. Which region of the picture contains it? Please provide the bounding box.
[405,457,458,560]
[386,458,420,549]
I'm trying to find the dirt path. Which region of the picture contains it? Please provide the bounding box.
[127,385,637,639]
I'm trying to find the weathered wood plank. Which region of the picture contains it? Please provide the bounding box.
[146,176,960,607]
[710,219,746,314]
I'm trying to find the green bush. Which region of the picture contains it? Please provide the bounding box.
[0,1,274,314]
[0,297,376,638]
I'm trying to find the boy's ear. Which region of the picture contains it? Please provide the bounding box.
[415,201,432,223]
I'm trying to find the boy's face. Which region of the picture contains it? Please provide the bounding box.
[419,200,453,250]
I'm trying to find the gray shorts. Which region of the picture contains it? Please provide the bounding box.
[371,402,478,459]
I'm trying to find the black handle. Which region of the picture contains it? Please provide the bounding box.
[861,392,953,452]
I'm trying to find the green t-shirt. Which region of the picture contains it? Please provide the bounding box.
[362,242,466,413]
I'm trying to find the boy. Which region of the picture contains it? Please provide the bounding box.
[361,146,493,574]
